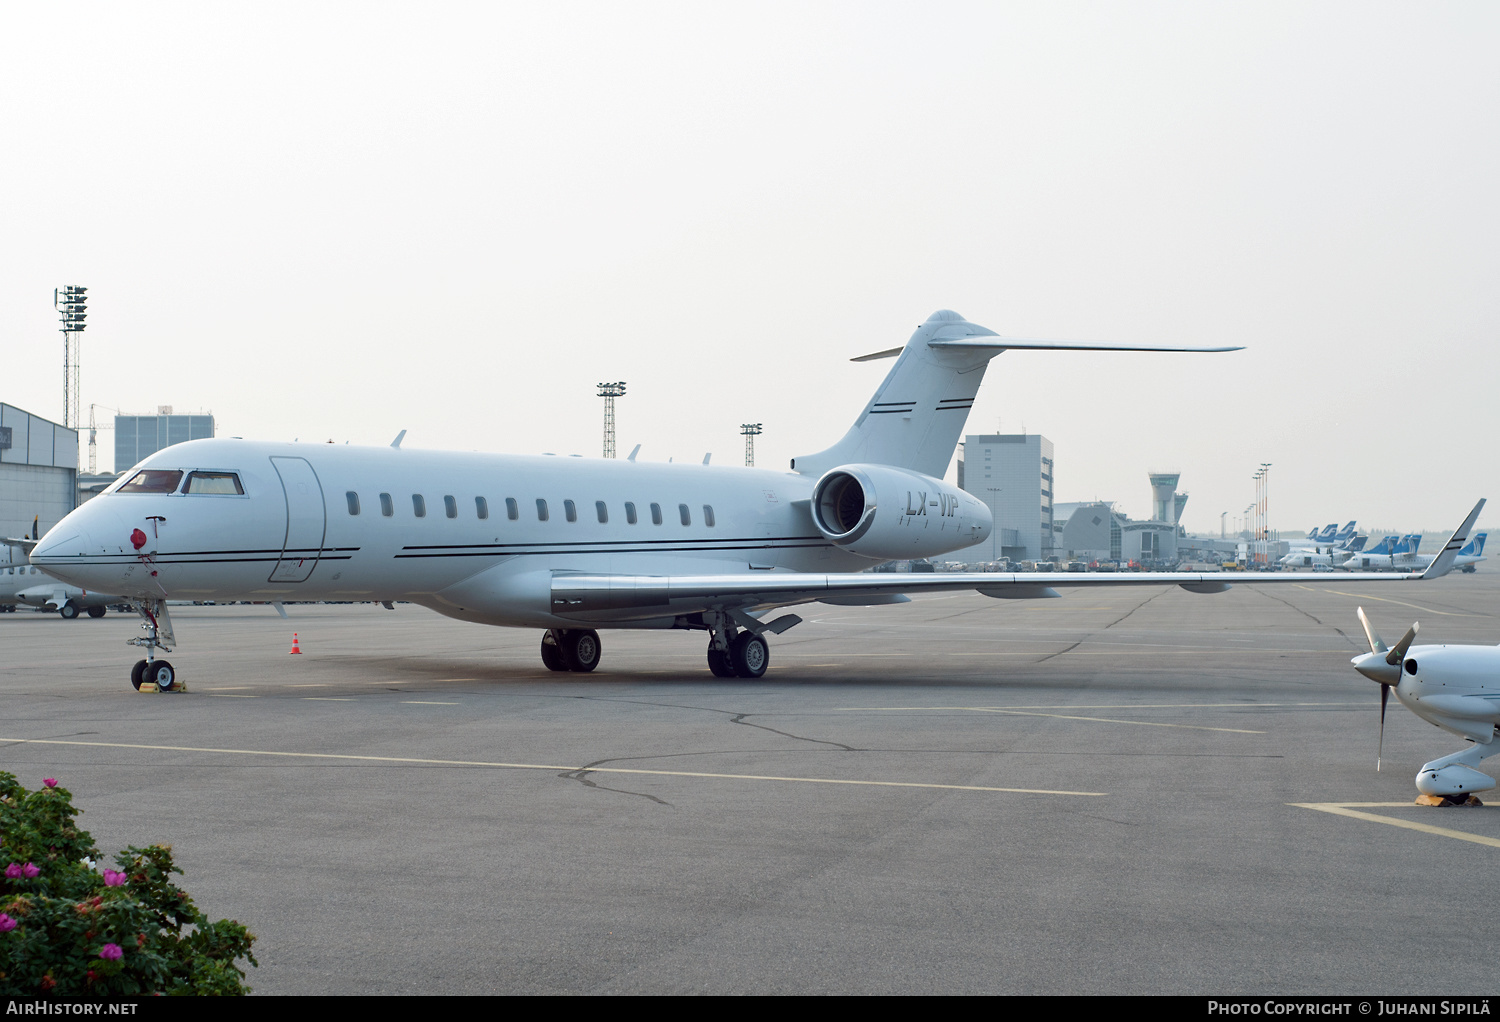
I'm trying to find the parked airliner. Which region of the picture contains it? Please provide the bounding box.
[28,310,1484,692]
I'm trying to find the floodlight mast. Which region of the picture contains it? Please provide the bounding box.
[597,382,626,459]
[55,286,88,431]
[740,423,762,467]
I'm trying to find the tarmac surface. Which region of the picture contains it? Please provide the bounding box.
[3,572,1499,995]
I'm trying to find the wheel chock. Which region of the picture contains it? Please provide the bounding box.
[1414,793,1484,807]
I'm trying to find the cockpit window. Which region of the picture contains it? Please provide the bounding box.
[116,470,184,494]
[183,471,244,495]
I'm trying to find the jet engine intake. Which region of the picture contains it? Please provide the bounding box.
[809,464,992,561]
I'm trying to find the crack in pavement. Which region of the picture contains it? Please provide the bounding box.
[560,755,674,806]
[729,713,857,751]
[1252,587,1361,651]
[1034,589,1169,664]
[569,694,861,750]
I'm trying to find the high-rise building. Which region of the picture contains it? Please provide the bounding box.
[957,434,1054,561]
[115,412,214,472]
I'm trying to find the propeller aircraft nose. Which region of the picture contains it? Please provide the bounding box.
[1351,651,1400,686]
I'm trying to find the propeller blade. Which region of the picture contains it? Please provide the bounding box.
[1385,622,1420,666]
[1357,607,1387,655]
[1378,684,1389,772]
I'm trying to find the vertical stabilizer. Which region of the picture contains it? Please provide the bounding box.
[792,311,999,479]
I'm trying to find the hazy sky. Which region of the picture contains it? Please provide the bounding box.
[2,2,1495,534]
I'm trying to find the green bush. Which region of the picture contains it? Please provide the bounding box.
[0,772,256,995]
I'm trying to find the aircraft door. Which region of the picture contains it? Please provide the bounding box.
[268,456,327,583]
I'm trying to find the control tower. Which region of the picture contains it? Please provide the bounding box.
[1149,472,1181,523]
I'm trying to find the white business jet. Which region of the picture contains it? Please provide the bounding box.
[28,310,1483,693]
[1352,607,1500,802]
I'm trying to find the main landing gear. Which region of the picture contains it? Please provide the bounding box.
[127,599,180,692]
[540,629,602,673]
[704,612,771,679]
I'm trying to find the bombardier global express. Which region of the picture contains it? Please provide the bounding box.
[28,310,1484,691]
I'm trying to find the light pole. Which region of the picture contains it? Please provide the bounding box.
[597,382,626,459]
[740,423,762,467]
[56,285,87,430]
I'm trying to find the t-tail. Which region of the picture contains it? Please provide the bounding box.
[792,310,1241,478]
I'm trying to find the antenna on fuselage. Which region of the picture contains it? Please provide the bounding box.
[390,430,406,449]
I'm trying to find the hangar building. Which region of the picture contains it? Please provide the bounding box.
[1,402,78,546]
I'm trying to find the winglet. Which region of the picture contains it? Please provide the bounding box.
[1420,498,1486,579]
[390,429,406,449]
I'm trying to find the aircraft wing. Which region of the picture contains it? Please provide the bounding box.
[1,536,38,554]
[550,567,1429,621]
[552,499,1485,623]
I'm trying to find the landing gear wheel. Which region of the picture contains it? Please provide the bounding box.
[87,606,106,619]
[145,661,176,691]
[559,629,602,673]
[130,660,148,691]
[540,634,568,672]
[729,632,769,679]
[59,602,79,620]
[707,647,735,678]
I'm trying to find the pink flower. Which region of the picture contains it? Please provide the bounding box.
[3,863,19,879]
[0,914,16,932]
[42,779,57,788]
[99,943,123,961]
[102,870,126,887]
[21,863,39,879]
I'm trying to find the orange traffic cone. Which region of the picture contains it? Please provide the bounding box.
[289,633,303,655]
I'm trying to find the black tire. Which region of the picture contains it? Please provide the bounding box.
[146,660,176,691]
[130,660,148,690]
[707,647,735,678]
[59,602,79,620]
[540,634,568,672]
[87,606,106,618]
[729,632,769,679]
[560,629,601,673]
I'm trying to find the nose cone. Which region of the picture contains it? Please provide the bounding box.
[28,506,107,587]
[1351,651,1399,686]
[30,526,89,562]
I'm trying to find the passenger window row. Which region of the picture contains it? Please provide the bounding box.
[345,492,715,527]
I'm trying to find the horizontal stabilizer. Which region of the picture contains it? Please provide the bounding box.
[928,338,1243,354]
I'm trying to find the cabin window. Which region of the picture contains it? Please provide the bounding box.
[625,502,637,525]
[412,494,426,518]
[679,503,691,526]
[476,496,489,520]
[595,501,608,524]
[506,498,519,521]
[444,495,458,519]
[536,499,549,522]
[346,492,360,516]
[703,505,715,527]
[564,499,577,523]
[650,502,663,526]
[184,471,244,495]
[379,493,394,517]
[117,470,183,494]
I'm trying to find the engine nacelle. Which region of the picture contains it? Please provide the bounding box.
[809,464,992,561]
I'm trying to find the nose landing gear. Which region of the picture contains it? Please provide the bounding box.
[127,599,181,692]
